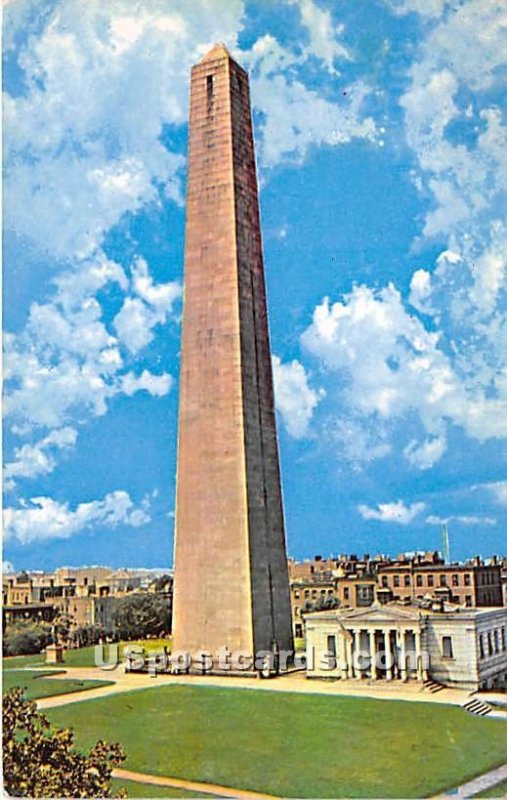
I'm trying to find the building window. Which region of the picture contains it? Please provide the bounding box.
[404,575,411,587]
[442,636,454,659]
[479,634,485,659]
[295,623,303,638]
[501,627,506,651]
[428,575,434,587]
[394,576,400,587]
[416,575,423,587]
[440,574,447,586]
[494,630,499,654]
[304,590,310,598]
[464,574,471,586]
[294,591,300,600]
[344,588,350,601]
[294,607,300,617]
[381,576,388,587]
[452,574,459,586]
[356,585,374,607]
[488,632,493,656]
[328,589,334,595]
[465,595,472,607]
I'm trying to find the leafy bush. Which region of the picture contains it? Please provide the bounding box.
[3,621,52,656]
[3,687,126,797]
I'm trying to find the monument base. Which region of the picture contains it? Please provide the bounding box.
[45,644,65,664]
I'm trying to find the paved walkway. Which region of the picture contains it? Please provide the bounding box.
[433,762,507,798]
[36,664,475,710]
[112,767,280,799]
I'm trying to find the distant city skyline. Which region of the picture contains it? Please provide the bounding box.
[4,545,506,576]
[4,1,507,572]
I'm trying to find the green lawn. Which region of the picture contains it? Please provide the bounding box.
[3,647,97,669]
[2,652,48,669]
[110,778,215,798]
[46,685,507,798]
[2,638,171,670]
[2,669,113,700]
[475,778,507,798]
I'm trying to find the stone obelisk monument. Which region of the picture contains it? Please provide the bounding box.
[172,43,293,671]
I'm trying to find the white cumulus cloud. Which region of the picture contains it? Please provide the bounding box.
[3,0,238,259]
[121,370,173,397]
[358,500,426,525]
[248,34,376,168]
[3,254,176,433]
[272,355,324,438]
[289,0,350,74]
[3,490,151,545]
[114,259,181,355]
[4,428,78,491]
[301,281,507,467]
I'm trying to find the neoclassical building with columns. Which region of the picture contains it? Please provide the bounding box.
[305,603,507,691]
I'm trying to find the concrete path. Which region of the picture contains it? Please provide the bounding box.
[112,767,281,799]
[433,762,507,798]
[36,664,475,710]
[112,763,507,800]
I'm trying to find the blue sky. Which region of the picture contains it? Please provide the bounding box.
[3,0,507,571]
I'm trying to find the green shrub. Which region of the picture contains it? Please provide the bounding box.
[3,621,52,657]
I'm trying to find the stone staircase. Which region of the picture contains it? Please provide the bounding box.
[423,678,445,694]
[462,697,492,717]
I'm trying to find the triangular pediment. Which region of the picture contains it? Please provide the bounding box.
[336,604,422,622]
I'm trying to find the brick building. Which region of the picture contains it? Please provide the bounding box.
[376,558,503,607]
[288,552,504,640]
[290,579,336,638]
[2,567,172,637]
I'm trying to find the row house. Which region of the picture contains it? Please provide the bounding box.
[376,561,503,607]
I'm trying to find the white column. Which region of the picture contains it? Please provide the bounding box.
[358,629,367,679]
[415,630,424,682]
[340,632,349,680]
[369,629,377,680]
[400,629,408,681]
[347,629,355,678]
[385,629,393,681]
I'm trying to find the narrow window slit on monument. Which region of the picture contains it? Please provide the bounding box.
[206,74,214,109]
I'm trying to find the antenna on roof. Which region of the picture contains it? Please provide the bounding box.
[442,523,450,564]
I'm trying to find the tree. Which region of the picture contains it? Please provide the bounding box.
[3,687,126,798]
[151,574,172,592]
[113,593,171,640]
[302,595,340,615]
[72,623,103,648]
[3,621,52,656]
